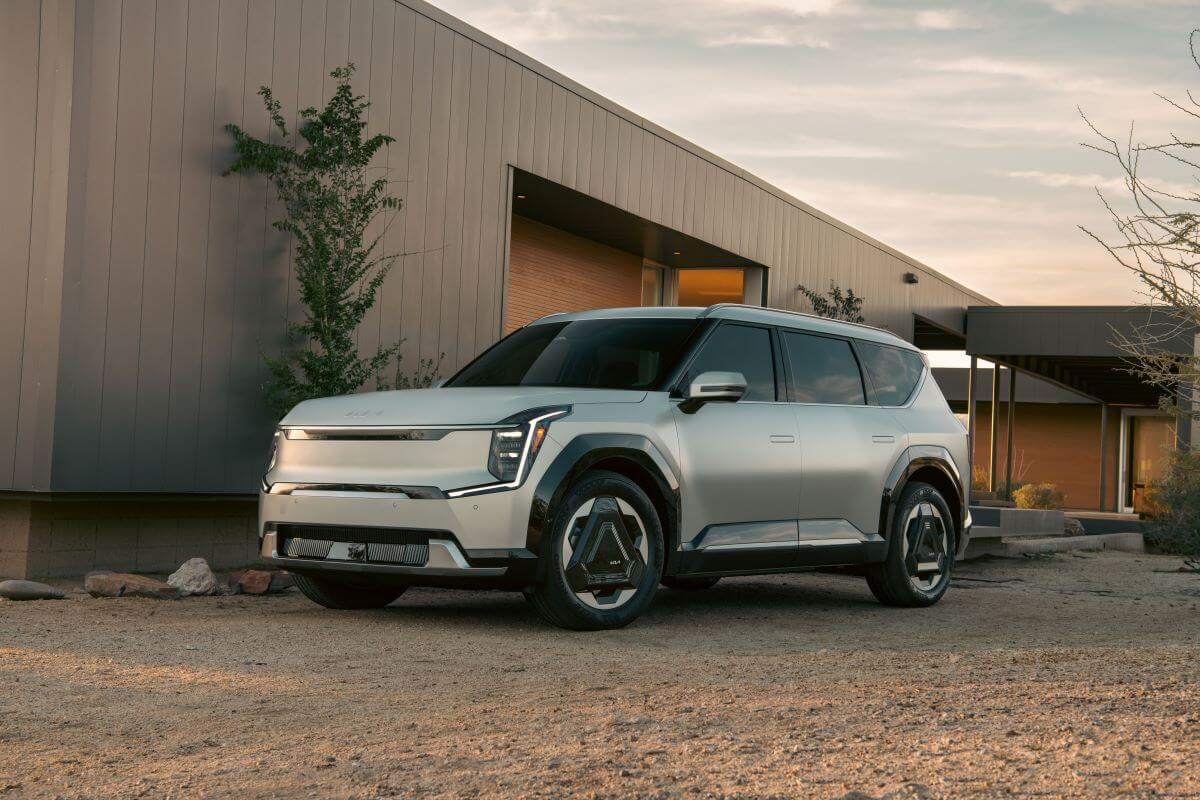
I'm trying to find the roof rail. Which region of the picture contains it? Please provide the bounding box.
[700,303,893,337]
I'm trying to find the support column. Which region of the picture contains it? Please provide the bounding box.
[988,364,1001,493]
[1098,404,1109,512]
[1004,368,1017,499]
[966,356,978,496]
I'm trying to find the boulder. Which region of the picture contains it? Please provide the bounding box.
[85,572,180,600]
[1064,516,1086,536]
[0,579,66,601]
[236,569,293,595]
[168,557,217,596]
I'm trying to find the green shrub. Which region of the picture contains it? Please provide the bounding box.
[224,65,437,417]
[1143,447,1200,562]
[1012,483,1064,510]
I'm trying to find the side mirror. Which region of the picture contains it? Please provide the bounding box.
[679,371,747,414]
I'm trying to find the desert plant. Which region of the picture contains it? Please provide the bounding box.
[225,64,435,417]
[1143,447,1200,566]
[1081,30,1200,418]
[797,281,865,324]
[1012,482,1065,510]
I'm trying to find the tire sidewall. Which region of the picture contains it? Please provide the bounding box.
[540,471,664,628]
[885,481,954,605]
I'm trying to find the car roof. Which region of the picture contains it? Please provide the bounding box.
[529,304,916,350]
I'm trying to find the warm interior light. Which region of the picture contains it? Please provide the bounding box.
[672,250,681,255]
[516,194,527,200]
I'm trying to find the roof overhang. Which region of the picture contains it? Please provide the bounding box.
[965,306,1196,406]
[511,169,762,269]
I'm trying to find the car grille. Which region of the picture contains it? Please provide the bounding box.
[277,524,431,567]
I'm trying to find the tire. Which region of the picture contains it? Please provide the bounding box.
[292,573,407,610]
[525,470,664,631]
[866,481,955,607]
[661,576,720,591]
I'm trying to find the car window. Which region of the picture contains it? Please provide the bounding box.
[782,331,865,405]
[446,318,702,389]
[682,324,776,402]
[856,342,925,406]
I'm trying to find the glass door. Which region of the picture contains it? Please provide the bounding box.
[1119,410,1175,513]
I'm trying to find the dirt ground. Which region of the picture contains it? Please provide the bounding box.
[1,551,1197,800]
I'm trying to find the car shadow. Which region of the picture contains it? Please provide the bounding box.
[372,572,883,631]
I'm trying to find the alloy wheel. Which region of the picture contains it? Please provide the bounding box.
[902,500,949,592]
[560,496,649,610]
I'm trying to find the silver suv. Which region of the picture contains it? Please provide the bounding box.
[259,305,971,630]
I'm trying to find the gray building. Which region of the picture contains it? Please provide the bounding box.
[2,0,994,579]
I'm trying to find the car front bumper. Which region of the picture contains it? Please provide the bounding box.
[258,484,541,588]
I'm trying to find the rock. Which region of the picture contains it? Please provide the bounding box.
[236,569,293,595]
[0,579,66,601]
[168,557,217,596]
[85,572,180,600]
[1064,516,1086,536]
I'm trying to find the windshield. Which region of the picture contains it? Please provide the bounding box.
[447,318,704,390]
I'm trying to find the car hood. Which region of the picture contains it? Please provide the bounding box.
[281,387,648,427]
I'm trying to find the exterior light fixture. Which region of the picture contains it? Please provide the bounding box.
[672,250,681,256]
[902,272,919,284]
[516,194,526,200]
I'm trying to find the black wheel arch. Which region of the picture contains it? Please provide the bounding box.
[527,434,681,577]
[879,446,966,551]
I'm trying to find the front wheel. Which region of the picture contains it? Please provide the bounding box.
[866,481,954,607]
[293,573,407,609]
[525,470,664,630]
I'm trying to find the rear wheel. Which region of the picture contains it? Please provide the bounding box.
[866,481,954,607]
[525,470,663,630]
[293,573,407,610]
[661,576,720,591]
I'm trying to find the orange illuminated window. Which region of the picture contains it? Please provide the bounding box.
[676,268,744,306]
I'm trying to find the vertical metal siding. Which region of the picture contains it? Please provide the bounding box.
[0,0,989,494]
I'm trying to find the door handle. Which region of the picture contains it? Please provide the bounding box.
[769,434,796,444]
[871,435,895,443]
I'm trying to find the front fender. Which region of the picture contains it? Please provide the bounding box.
[525,433,681,569]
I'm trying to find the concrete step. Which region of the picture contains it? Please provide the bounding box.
[1004,532,1145,556]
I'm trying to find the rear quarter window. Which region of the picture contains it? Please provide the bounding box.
[856,342,925,406]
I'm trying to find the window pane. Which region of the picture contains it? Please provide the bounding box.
[857,342,925,406]
[684,324,775,401]
[783,332,865,405]
[447,319,701,390]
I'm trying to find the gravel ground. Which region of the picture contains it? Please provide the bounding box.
[1,550,1197,799]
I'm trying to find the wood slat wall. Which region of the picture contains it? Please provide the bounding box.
[504,215,643,334]
[0,0,991,493]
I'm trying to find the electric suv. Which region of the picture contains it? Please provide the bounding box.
[259,304,971,630]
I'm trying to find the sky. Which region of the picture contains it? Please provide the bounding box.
[431,0,1200,306]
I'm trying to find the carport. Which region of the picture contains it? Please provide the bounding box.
[955,307,1195,511]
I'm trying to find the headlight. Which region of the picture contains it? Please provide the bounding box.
[266,429,281,472]
[485,406,570,484]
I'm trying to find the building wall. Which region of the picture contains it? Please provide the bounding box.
[973,402,1121,511]
[0,0,75,493]
[504,215,643,333]
[0,497,257,580]
[2,0,992,497]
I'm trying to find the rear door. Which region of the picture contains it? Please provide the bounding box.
[781,331,908,546]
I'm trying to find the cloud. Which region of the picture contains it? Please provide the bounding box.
[723,137,904,159]
[1002,170,1129,192]
[913,8,982,30]
[451,0,849,50]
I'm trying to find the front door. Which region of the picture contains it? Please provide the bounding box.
[672,323,800,570]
